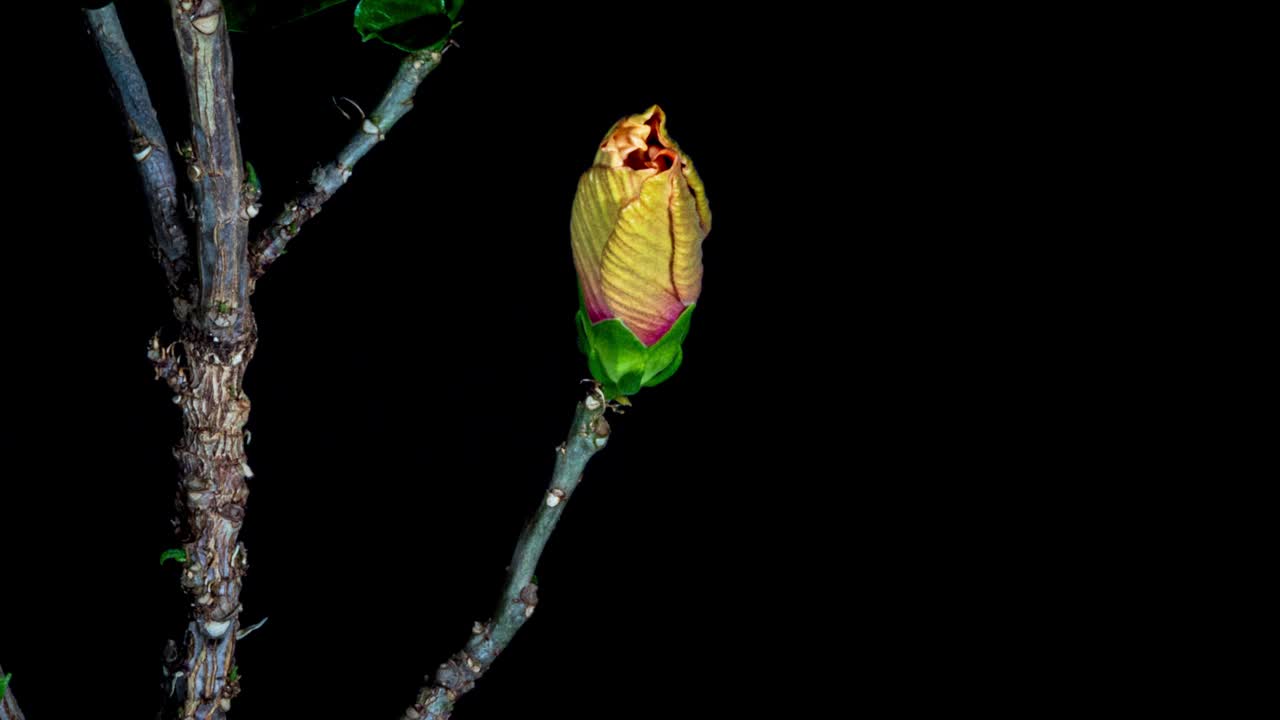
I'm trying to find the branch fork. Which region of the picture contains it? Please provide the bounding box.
[81,6,628,720]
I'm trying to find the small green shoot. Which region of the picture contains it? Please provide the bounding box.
[160,548,188,566]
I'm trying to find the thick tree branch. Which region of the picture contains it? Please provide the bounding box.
[250,48,445,281]
[0,663,24,720]
[163,3,256,720]
[171,0,251,344]
[85,3,190,296]
[401,389,612,720]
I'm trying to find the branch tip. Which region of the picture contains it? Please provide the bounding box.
[251,41,446,280]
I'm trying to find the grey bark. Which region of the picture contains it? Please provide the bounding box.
[251,48,445,280]
[164,3,255,718]
[84,5,191,298]
[403,390,612,720]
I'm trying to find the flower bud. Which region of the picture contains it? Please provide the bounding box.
[570,106,711,400]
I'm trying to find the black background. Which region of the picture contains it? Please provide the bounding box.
[1,2,847,718]
[0,4,1216,716]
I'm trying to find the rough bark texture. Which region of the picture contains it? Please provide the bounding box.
[163,3,256,718]
[152,334,255,719]
[79,4,460,718]
[0,663,24,720]
[404,390,611,720]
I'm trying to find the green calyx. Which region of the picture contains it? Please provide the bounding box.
[577,303,693,401]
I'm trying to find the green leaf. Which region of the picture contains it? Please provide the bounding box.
[160,548,188,566]
[1,672,11,697]
[354,0,464,52]
[229,665,240,682]
[225,1,354,32]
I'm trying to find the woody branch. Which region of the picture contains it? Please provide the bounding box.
[85,3,191,299]
[402,389,612,720]
[250,46,446,281]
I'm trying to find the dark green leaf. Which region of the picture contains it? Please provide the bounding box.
[353,0,464,52]
[225,0,353,32]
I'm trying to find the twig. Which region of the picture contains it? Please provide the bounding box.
[401,388,612,720]
[84,3,190,296]
[0,663,25,720]
[250,48,445,280]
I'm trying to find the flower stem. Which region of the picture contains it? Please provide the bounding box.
[402,388,612,720]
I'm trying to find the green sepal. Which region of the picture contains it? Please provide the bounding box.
[0,672,10,698]
[644,347,683,388]
[353,0,464,52]
[640,305,692,386]
[575,286,591,355]
[577,304,695,400]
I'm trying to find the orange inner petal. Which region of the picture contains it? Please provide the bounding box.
[620,113,678,171]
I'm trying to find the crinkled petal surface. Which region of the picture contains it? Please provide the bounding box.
[669,166,709,303]
[600,171,688,346]
[571,167,654,323]
[572,104,710,349]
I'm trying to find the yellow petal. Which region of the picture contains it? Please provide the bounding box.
[669,165,709,303]
[571,167,655,321]
[600,171,686,346]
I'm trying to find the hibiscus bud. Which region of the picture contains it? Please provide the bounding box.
[570,105,711,401]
